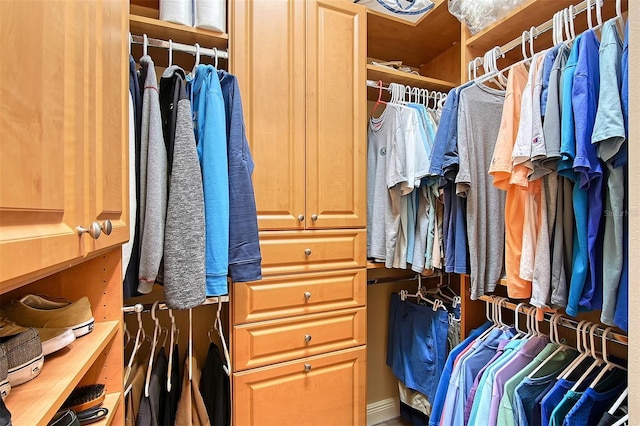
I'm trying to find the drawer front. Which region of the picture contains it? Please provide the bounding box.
[233,269,366,324]
[233,346,366,426]
[258,230,366,276]
[234,307,366,370]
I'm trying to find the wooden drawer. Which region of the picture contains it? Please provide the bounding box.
[258,230,366,276]
[233,346,366,426]
[233,307,366,371]
[233,269,366,324]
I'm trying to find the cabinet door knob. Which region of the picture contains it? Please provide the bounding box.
[297,214,305,222]
[304,334,312,343]
[304,291,312,301]
[304,363,312,372]
[311,214,318,221]
[76,222,102,239]
[100,219,113,236]
[304,248,312,256]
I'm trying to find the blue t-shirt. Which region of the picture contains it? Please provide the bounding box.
[568,29,604,315]
[541,44,561,116]
[615,20,629,167]
[557,36,582,180]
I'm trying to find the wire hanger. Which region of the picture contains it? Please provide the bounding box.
[166,308,177,392]
[144,302,161,397]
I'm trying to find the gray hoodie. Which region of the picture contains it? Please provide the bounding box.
[138,56,168,293]
[160,66,206,309]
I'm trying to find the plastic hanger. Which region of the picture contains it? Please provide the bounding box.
[568,5,577,40]
[168,39,173,66]
[144,302,161,397]
[166,309,177,392]
[191,43,201,76]
[528,314,574,378]
[477,296,498,340]
[570,323,605,391]
[213,298,231,375]
[611,413,628,426]
[586,327,627,390]
[370,80,387,118]
[213,47,219,69]
[557,320,590,380]
[608,388,628,416]
[614,0,625,35]
[129,32,132,57]
[142,34,148,57]
[124,306,146,387]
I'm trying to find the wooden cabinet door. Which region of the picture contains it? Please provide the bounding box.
[231,0,306,231]
[0,1,86,290]
[305,0,367,229]
[234,346,366,426]
[86,0,129,253]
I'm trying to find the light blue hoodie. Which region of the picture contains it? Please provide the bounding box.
[188,65,229,296]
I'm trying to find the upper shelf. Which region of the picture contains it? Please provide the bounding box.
[129,13,228,50]
[366,63,456,100]
[366,0,460,69]
[465,0,626,54]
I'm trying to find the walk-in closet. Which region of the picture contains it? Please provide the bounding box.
[0,0,637,425]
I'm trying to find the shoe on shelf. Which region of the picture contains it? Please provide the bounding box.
[0,323,43,386]
[1,295,94,338]
[0,319,75,357]
[0,393,11,426]
[0,345,9,400]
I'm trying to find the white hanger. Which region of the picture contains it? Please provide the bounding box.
[521,30,530,61]
[168,39,173,66]
[144,302,161,397]
[214,298,231,375]
[568,5,577,40]
[611,414,628,426]
[189,308,193,380]
[129,32,132,57]
[166,309,177,392]
[528,26,538,58]
[570,323,604,391]
[587,0,594,30]
[143,34,148,57]
[192,43,201,75]
[614,0,625,36]
[213,47,219,69]
[528,314,575,378]
[608,388,628,416]
[586,327,627,389]
[595,0,603,28]
[125,305,146,390]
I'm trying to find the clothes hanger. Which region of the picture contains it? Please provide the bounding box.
[370,80,387,118]
[212,298,231,375]
[585,327,627,390]
[168,39,173,66]
[557,320,591,380]
[144,302,161,398]
[191,43,201,76]
[608,388,628,416]
[477,296,499,340]
[614,0,625,35]
[528,313,573,378]
[570,322,606,391]
[142,34,148,58]
[214,47,219,69]
[611,413,628,426]
[568,5,577,41]
[166,308,177,392]
[129,32,132,57]
[124,306,146,388]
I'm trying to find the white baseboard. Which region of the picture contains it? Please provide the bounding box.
[366,397,400,426]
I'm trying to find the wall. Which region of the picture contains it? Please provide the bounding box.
[628,1,638,421]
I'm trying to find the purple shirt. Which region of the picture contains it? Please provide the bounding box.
[487,337,549,425]
[463,339,509,425]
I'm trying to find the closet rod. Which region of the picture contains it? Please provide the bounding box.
[122,295,229,314]
[366,79,447,97]
[475,0,601,67]
[480,295,628,346]
[367,271,444,285]
[130,34,229,60]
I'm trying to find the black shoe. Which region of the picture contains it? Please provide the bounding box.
[48,410,79,426]
[0,395,11,426]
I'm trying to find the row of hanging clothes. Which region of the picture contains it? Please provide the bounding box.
[367,80,449,274]
[431,296,628,426]
[123,300,231,426]
[123,34,262,308]
[419,0,628,331]
[384,274,462,426]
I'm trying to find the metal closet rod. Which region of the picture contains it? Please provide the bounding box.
[480,295,628,346]
[367,271,445,285]
[122,295,229,313]
[130,34,229,60]
[366,79,448,97]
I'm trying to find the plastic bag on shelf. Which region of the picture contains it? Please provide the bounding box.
[354,0,435,24]
[448,0,528,35]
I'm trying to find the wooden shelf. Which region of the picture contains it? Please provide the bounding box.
[366,0,460,69]
[366,64,456,100]
[96,392,122,426]
[366,261,386,270]
[129,14,228,50]
[5,321,119,426]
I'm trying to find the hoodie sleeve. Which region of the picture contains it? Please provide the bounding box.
[220,73,262,282]
[138,56,168,293]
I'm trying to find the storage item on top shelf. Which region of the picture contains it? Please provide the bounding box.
[160,0,193,27]
[448,0,528,34]
[194,0,226,33]
[354,0,434,24]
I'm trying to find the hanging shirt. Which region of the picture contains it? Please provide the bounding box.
[567,29,603,315]
[489,63,531,299]
[456,84,506,299]
[563,369,627,426]
[591,20,625,326]
[541,44,562,117]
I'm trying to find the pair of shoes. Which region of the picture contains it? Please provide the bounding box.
[1,295,95,338]
[0,322,43,387]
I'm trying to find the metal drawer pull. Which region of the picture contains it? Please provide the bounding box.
[304,248,312,256]
[311,214,318,221]
[77,222,101,239]
[304,291,312,301]
[304,363,312,372]
[304,334,312,343]
[100,219,113,235]
[297,214,304,221]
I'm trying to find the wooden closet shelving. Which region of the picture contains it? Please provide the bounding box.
[366,64,456,100]
[129,13,228,50]
[5,321,119,426]
[97,392,122,426]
